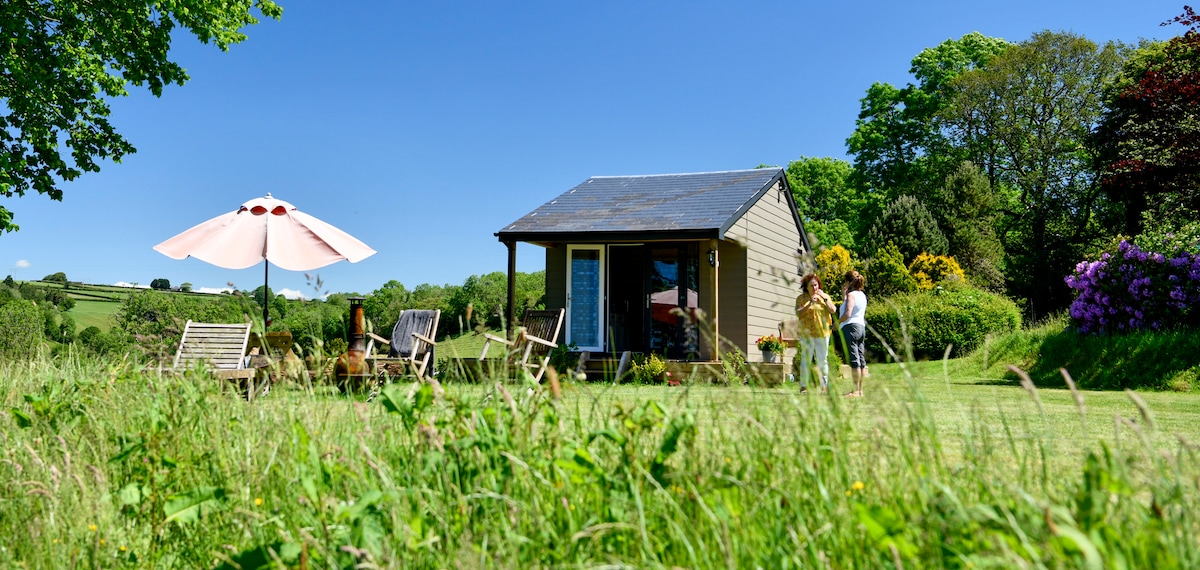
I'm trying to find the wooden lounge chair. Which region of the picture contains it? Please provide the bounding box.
[779,319,801,349]
[172,320,261,397]
[368,309,440,380]
[479,308,565,384]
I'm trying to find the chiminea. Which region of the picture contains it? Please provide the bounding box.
[335,296,371,391]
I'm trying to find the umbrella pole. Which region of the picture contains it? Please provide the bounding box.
[263,262,270,328]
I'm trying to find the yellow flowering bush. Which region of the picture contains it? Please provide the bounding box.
[815,245,858,300]
[908,253,965,290]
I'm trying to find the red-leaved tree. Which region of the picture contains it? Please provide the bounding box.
[1096,7,1200,235]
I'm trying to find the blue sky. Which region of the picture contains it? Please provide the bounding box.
[3,0,1186,298]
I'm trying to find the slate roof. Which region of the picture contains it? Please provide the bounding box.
[497,168,790,244]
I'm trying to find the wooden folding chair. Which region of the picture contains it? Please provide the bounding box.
[172,320,262,398]
[479,308,565,384]
[779,319,801,350]
[368,309,440,380]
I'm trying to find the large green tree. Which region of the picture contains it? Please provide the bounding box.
[784,156,870,251]
[366,272,545,341]
[363,280,459,339]
[941,31,1123,316]
[864,195,949,263]
[846,32,1012,202]
[0,0,282,233]
[447,271,545,332]
[926,162,1005,290]
[1095,8,1200,237]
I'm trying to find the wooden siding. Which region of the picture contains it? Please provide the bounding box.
[716,239,747,355]
[722,180,802,365]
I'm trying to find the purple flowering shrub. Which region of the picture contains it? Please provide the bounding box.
[1065,240,1200,333]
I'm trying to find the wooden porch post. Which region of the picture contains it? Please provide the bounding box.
[505,240,517,337]
[710,238,719,361]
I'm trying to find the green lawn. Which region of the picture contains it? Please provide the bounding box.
[506,361,1200,469]
[434,329,493,358]
[840,360,1200,465]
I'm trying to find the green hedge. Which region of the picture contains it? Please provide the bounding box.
[0,300,45,359]
[864,283,1021,360]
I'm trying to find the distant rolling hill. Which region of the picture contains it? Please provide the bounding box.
[23,281,222,333]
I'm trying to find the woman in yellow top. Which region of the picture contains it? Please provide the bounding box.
[795,273,837,393]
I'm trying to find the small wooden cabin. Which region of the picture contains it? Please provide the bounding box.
[495,168,812,364]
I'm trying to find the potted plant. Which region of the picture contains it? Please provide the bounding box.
[756,335,785,363]
[630,353,668,384]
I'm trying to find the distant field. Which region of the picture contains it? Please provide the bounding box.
[69,299,120,331]
[66,288,127,302]
[29,280,229,333]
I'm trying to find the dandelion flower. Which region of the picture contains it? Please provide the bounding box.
[254,497,263,506]
[852,481,865,491]
[88,524,97,532]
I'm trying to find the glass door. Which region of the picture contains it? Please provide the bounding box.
[566,245,605,352]
[647,244,700,359]
[606,245,646,353]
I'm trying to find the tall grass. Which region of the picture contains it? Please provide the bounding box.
[2,352,1199,568]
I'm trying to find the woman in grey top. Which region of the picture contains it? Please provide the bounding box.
[838,270,867,397]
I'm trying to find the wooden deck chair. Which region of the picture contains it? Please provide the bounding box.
[368,309,440,380]
[172,320,259,395]
[479,308,565,384]
[779,319,801,350]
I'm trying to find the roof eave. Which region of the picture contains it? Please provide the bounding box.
[714,168,788,238]
[710,168,812,253]
[496,228,721,246]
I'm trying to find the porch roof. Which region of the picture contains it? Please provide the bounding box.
[496,168,787,245]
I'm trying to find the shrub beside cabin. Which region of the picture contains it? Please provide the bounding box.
[496,168,812,365]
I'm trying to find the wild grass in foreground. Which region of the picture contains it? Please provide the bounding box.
[2,354,1199,568]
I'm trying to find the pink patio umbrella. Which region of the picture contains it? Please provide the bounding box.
[153,194,376,325]
[650,287,699,324]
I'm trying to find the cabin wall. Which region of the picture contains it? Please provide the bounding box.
[722,180,803,365]
[716,239,747,355]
